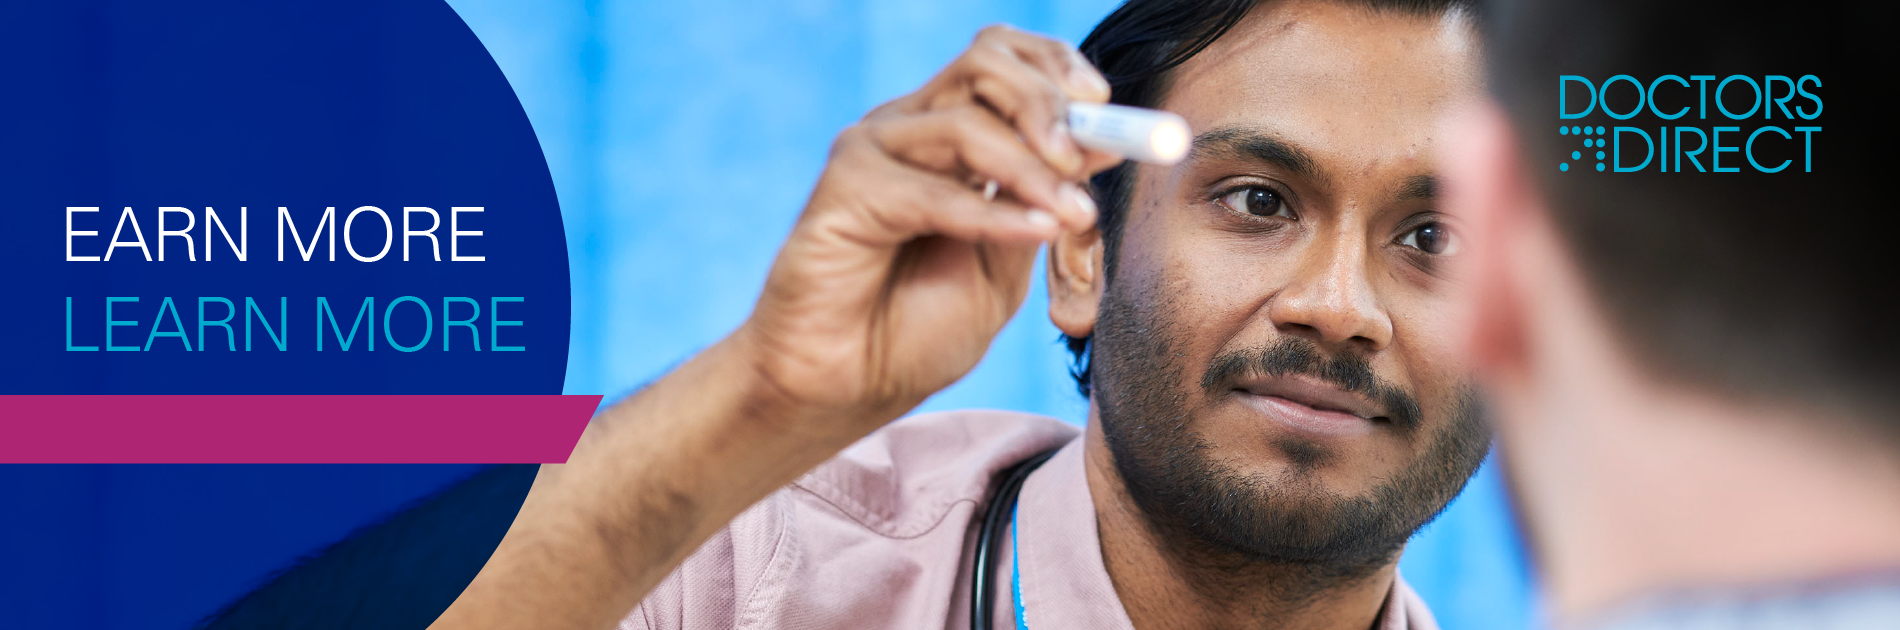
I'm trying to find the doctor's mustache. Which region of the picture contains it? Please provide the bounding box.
[1201,337,1425,433]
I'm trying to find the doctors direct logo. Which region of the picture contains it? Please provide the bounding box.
[1556,75,1821,173]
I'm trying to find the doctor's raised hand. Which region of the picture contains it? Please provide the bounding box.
[744,24,1121,443]
[431,26,1120,630]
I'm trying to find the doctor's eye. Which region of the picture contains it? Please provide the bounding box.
[1398,221,1459,256]
[1217,185,1295,220]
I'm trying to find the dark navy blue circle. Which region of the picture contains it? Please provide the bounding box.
[0,2,569,628]
[1,0,570,396]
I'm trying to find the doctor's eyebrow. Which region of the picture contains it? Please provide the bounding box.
[1188,126,1331,187]
[1394,174,1437,202]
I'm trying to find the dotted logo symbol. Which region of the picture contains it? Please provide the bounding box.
[1559,125,1608,172]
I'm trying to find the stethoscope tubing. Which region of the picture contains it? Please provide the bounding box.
[970,448,1060,630]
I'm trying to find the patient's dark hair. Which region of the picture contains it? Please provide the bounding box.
[1486,1,1894,430]
[1065,0,1479,396]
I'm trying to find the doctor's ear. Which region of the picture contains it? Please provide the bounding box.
[1047,223,1104,340]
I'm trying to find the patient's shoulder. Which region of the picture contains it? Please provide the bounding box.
[789,409,1079,538]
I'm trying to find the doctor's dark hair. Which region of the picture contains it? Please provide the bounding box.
[1063,0,1478,397]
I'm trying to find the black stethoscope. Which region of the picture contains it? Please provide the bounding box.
[970,448,1060,630]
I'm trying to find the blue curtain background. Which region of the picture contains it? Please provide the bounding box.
[444,0,1540,628]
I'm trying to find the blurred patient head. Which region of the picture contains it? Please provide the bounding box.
[1446,0,1894,619]
[1047,0,1490,583]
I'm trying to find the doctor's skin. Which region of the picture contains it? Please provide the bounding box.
[433,1,1488,629]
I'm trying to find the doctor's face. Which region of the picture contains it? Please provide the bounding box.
[1085,0,1490,567]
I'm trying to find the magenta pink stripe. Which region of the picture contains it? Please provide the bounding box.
[0,395,602,463]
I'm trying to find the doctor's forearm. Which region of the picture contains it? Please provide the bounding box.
[431,331,882,630]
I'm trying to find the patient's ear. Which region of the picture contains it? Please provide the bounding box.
[1441,100,1532,377]
[1047,223,1104,340]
